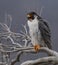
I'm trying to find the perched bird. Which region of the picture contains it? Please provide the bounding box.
[27,12,52,52]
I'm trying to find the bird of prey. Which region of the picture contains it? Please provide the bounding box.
[27,12,52,52]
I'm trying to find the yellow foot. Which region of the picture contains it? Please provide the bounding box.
[34,44,41,52]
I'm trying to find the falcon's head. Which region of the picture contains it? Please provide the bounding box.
[27,12,41,21]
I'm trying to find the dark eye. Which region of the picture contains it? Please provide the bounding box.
[27,16,34,20]
[27,17,32,19]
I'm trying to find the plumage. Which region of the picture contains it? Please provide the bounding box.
[27,17,41,46]
[27,12,52,51]
[39,19,52,49]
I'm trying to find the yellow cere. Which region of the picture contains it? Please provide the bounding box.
[27,14,31,17]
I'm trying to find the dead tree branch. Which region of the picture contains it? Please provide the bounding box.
[20,47,58,65]
[0,22,58,65]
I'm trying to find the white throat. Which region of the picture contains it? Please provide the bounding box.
[27,17,39,33]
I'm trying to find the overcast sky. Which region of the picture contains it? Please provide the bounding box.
[0,0,58,64]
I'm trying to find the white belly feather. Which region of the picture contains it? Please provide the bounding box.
[27,18,43,46]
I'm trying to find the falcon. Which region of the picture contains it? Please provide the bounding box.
[27,12,52,52]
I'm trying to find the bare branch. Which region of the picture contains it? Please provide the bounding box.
[7,36,22,47]
[0,62,6,65]
[10,51,23,65]
[39,6,44,16]
[0,46,58,56]
[38,47,58,56]
[21,56,58,65]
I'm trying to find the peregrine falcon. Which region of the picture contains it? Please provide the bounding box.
[27,12,52,52]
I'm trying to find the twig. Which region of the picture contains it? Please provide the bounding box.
[39,6,44,16]
[10,51,23,65]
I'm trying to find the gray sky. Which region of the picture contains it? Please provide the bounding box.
[0,0,58,64]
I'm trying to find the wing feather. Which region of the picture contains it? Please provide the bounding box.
[39,19,52,49]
